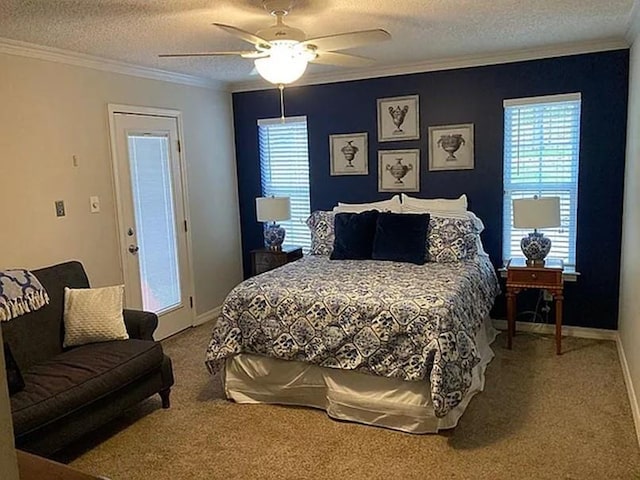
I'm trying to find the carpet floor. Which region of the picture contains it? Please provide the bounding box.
[62,322,640,480]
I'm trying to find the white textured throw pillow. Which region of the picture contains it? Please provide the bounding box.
[63,285,129,348]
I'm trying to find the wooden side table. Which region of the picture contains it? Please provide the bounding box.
[506,257,564,354]
[251,246,303,276]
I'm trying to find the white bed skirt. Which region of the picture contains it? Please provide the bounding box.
[223,317,498,434]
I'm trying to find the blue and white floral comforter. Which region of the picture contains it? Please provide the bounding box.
[205,255,500,417]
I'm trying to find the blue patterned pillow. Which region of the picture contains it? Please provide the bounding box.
[306,210,336,256]
[428,216,480,263]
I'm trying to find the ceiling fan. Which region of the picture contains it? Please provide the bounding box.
[159,0,391,85]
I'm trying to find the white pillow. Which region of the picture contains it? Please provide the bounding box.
[402,205,485,233]
[401,194,468,212]
[63,285,129,348]
[333,195,401,213]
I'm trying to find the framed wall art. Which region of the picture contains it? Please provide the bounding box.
[329,132,368,175]
[378,149,420,192]
[428,123,475,171]
[377,95,420,142]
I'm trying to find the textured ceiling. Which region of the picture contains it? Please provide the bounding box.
[0,0,635,87]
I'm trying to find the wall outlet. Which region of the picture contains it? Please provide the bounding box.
[90,196,100,213]
[543,289,553,302]
[55,200,65,217]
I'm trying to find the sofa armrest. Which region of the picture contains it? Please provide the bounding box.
[123,309,158,341]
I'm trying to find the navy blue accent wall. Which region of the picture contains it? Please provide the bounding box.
[233,50,629,330]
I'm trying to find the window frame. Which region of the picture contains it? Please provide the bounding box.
[502,93,582,267]
[257,116,312,251]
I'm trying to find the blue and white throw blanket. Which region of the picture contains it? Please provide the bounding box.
[205,255,499,418]
[0,269,49,322]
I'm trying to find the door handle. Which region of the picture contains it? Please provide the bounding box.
[128,244,140,254]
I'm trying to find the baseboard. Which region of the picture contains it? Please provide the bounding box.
[492,319,618,340]
[617,336,640,446]
[193,306,221,327]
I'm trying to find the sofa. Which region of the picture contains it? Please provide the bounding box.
[1,261,175,456]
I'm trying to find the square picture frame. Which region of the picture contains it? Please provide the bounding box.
[377,95,420,142]
[428,123,475,171]
[329,132,369,175]
[378,149,420,192]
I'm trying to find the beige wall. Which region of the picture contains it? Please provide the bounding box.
[0,53,242,316]
[0,330,19,480]
[619,10,640,437]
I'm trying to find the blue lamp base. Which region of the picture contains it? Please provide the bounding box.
[264,222,286,250]
[520,230,552,266]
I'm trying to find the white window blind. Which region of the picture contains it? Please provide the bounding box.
[258,116,311,250]
[503,93,581,266]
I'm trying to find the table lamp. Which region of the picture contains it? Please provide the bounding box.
[513,196,561,266]
[256,196,291,250]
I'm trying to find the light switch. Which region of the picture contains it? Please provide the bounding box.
[90,196,100,213]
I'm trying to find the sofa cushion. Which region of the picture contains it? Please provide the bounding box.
[10,339,163,436]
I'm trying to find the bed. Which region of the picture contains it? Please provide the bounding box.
[205,252,500,433]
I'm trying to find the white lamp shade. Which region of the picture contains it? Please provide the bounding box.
[254,40,314,85]
[513,197,561,229]
[256,196,291,222]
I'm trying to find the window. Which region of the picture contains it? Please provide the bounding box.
[258,116,311,250]
[503,93,581,266]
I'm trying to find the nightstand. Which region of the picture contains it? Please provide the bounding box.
[506,257,564,354]
[251,246,303,276]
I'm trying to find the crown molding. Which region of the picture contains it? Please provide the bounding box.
[0,37,229,91]
[1,36,628,94]
[627,0,640,44]
[231,38,629,92]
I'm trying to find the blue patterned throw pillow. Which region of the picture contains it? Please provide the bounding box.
[306,210,336,256]
[428,215,480,263]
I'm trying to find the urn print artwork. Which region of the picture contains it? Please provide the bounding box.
[377,95,420,142]
[378,149,420,192]
[330,132,368,175]
[428,123,475,171]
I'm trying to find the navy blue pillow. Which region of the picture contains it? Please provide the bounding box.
[4,342,25,396]
[330,210,379,260]
[372,212,431,265]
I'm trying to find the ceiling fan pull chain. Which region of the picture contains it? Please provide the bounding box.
[279,83,286,122]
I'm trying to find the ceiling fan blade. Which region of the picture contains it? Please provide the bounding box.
[240,51,270,59]
[310,51,375,67]
[302,29,390,52]
[212,23,270,47]
[159,51,256,58]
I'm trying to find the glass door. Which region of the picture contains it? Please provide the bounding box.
[111,111,192,339]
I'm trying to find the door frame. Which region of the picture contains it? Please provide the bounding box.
[107,104,196,331]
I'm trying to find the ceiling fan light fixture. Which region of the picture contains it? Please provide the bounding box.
[254,40,315,85]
